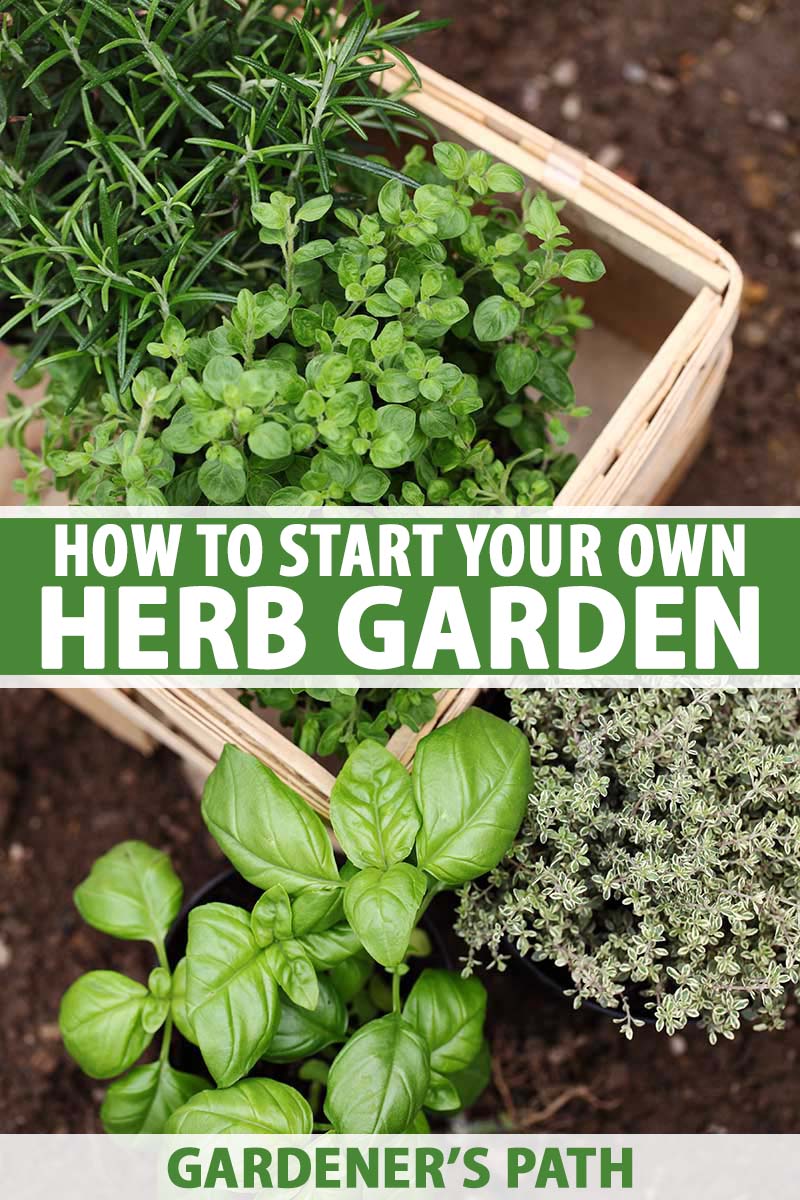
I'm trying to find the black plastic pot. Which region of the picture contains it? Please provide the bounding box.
[507,944,657,1025]
[165,864,455,1074]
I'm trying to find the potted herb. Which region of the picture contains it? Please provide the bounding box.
[456,687,800,1042]
[242,685,440,760]
[60,707,531,1132]
[0,1,435,388]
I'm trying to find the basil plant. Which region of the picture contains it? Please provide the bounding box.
[60,708,531,1134]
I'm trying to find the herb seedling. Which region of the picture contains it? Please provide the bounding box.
[61,706,531,1133]
[458,687,800,1042]
[242,685,439,759]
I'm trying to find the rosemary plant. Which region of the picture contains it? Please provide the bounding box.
[0,0,438,393]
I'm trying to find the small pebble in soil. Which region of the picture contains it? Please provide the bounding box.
[741,321,768,349]
[789,231,800,251]
[521,82,541,114]
[7,842,26,864]
[651,74,678,96]
[622,62,647,85]
[734,2,764,20]
[551,58,578,88]
[0,937,11,969]
[764,110,789,132]
[561,94,582,122]
[669,1034,689,1057]
[597,143,624,170]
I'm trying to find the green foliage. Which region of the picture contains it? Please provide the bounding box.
[414,707,532,884]
[8,149,603,506]
[61,707,529,1133]
[0,0,435,390]
[242,685,439,760]
[456,688,800,1043]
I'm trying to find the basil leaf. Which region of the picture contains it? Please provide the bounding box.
[413,708,531,884]
[264,976,346,1063]
[404,968,487,1078]
[291,887,344,937]
[407,1110,431,1133]
[297,922,362,969]
[170,958,198,1046]
[59,971,151,1079]
[73,841,182,946]
[450,1038,492,1109]
[166,1078,313,1135]
[202,745,340,893]
[185,903,279,1087]
[141,993,170,1035]
[100,1061,207,1134]
[330,739,420,869]
[325,1014,431,1133]
[424,1072,462,1113]
[251,885,293,946]
[262,940,319,1011]
[344,864,427,968]
[329,952,374,1004]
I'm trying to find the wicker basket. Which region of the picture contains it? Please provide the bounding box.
[2,57,741,811]
[50,686,482,817]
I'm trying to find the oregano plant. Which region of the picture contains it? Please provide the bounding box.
[6,148,603,507]
[60,707,532,1133]
[241,685,439,759]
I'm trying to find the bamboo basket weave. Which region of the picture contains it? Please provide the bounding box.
[2,57,741,814]
[49,686,483,818]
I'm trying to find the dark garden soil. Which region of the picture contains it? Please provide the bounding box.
[386,0,800,505]
[0,690,228,1133]
[3,689,800,1134]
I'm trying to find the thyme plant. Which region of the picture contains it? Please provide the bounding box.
[456,688,800,1042]
[0,0,436,390]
